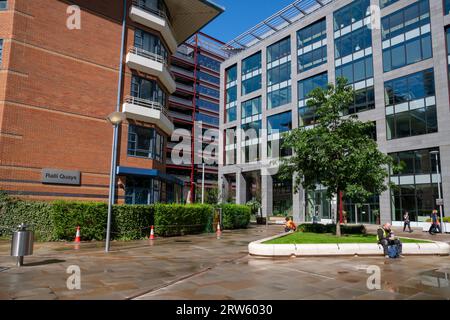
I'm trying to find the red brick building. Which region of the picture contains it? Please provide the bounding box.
[0,0,223,203]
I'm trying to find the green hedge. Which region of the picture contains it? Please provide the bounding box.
[0,193,54,241]
[1,192,253,241]
[219,204,251,229]
[154,203,212,237]
[298,223,366,235]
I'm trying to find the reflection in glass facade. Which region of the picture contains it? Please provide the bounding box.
[225,127,237,165]
[381,0,432,72]
[390,148,442,222]
[297,18,327,72]
[242,52,262,95]
[225,65,237,122]
[241,120,261,163]
[385,68,437,140]
[241,96,261,119]
[273,174,293,216]
[267,37,292,109]
[198,54,221,72]
[298,72,328,127]
[267,111,292,158]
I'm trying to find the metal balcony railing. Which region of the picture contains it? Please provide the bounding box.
[124,96,169,118]
[171,66,195,78]
[128,46,168,66]
[169,95,193,107]
[176,82,194,92]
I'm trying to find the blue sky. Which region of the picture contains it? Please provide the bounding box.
[202,0,296,43]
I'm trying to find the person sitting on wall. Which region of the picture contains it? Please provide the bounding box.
[284,217,297,232]
[377,223,403,258]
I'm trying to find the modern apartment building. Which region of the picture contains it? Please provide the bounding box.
[0,0,223,204]
[167,33,229,202]
[219,0,450,225]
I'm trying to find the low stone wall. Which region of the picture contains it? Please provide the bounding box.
[248,233,450,257]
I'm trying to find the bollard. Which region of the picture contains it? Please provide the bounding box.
[10,224,34,267]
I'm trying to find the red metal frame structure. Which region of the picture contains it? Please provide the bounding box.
[167,32,230,203]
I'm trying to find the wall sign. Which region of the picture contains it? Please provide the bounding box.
[42,169,81,185]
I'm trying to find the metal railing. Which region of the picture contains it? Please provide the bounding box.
[131,0,175,33]
[171,66,195,78]
[176,82,194,92]
[169,95,193,107]
[128,46,167,66]
[124,96,169,118]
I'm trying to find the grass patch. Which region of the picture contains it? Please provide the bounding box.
[263,232,432,244]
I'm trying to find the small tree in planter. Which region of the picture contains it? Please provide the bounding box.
[246,199,263,224]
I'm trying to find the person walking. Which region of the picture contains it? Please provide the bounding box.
[429,210,442,235]
[403,211,412,233]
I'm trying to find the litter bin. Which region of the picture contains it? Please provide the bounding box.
[10,224,34,267]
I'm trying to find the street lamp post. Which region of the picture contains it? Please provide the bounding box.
[105,111,126,253]
[430,150,445,233]
[201,163,205,204]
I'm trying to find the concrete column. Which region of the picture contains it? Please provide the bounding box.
[218,174,229,204]
[380,189,391,225]
[292,179,305,223]
[261,173,273,217]
[236,171,247,204]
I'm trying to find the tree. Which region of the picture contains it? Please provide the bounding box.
[279,77,393,236]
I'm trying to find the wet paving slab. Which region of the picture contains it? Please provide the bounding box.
[0,224,450,300]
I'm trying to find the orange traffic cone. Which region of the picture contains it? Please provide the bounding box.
[149,225,155,240]
[74,226,81,243]
[216,222,221,239]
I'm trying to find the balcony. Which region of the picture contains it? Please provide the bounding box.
[122,96,174,135]
[169,95,193,107]
[169,110,194,122]
[176,82,194,94]
[129,1,178,53]
[126,47,176,94]
[171,65,195,79]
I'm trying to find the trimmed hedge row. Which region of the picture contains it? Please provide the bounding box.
[218,204,251,230]
[298,223,366,235]
[0,193,251,241]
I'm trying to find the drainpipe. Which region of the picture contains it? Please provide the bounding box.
[105,0,127,253]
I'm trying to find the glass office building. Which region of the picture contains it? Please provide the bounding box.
[219,0,450,226]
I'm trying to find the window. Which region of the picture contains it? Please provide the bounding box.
[241,120,262,163]
[198,71,219,85]
[267,86,291,110]
[380,0,399,8]
[131,75,167,106]
[389,148,442,221]
[298,73,328,127]
[197,99,219,112]
[241,96,262,119]
[267,37,291,63]
[225,65,238,123]
[125,176,162,205]
[199,85,220,99]
[0,1,7,10]
[267,111,292,158]
[199,54,221,72]
[297,18,327,72]
[385,68,437,140]
[225,128,237,165]
[267,62,291,86]
[135,29,168,63]
[446,0,450,15]
[128,125,164,161]
[382,0,432,72]
[242,75,262,96]
[226,107,237,122]
[334,0,370,32]
[242,52,261,75]
[334,27,372,59]
[196,112,219,126]
[0,39,3,65]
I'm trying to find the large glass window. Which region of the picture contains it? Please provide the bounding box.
[198,85,220,99]
[196,112,219,126]
[131,75,167,106]
[335,27,372,59]
[225,128,237,165]
[135,29,168,63]
[198,54,221,72]
[125,176,161,205]
[273,175,293,216]
[298,72,328,127]
[381,0,432,72]
[385,68,437,140]
[297,18,327,72]
[198,71,219,85]
[446,0,450,15]
[0,1,6,10]
[242,52,262,75]
[225,64,238,122]
[241,120,261,163]
[267,111,292,158]
[390,148,442,221]
[128,125,164,161]
[267,37,291,63]
[241,96,262,119]
[267,62,291,86]
[334,0,370,32]
[267,87,292,110]
[197,99,219,112]
[380,0,399,8]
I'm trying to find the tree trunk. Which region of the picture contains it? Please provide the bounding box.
[336,189,341,237]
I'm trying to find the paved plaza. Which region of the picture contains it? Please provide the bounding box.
[0,225,449,300]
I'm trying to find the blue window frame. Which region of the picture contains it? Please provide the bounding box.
[298,73,328,127]
[128,125,164,161]
[267,37,291,63]
[297,18,327,72]
[382,0,432,72]
[385,68,437,140]
[334,0,370,32]
[241,96,262,119]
